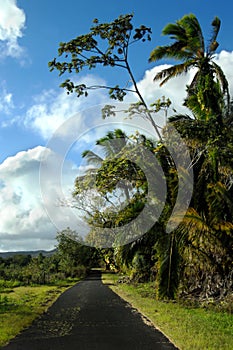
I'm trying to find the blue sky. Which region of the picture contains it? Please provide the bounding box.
[0,0,233,251]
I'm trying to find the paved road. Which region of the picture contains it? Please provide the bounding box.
[2,271,178,350]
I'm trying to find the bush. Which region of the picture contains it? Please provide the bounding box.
[0,279,22,291]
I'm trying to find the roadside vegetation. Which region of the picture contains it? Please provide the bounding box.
[102,272,233,350]
[0,228,100,286]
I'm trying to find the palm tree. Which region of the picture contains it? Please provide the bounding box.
[81,129,127,167]
[168,109,233,299]
[73,129,133,212]
[149,14,230,119]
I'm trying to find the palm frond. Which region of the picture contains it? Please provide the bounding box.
[150,42,195,62]
[208,17,221,55]
[162,22,187,41]
[187,70,200,91]
[149,45,174,61]
[168,114,193,122]
[153,61,194,85]
[82,150,103,166]
[96,129,128,158]
[211,61,230,109]
[178,14,205,53]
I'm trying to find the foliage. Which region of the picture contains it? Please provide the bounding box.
[0,230,101,286]
[49,13,233,302]
[56,227,100,277]
[103,273,233,350]
[149,14,230,118]
[49,13,162,139]
[171,112,233,299]
[73,126,182,298]
[48,14,151,100]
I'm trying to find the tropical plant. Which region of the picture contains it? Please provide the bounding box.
[149,14,230,119]
[169,108,233,299]
[50,13,233,302]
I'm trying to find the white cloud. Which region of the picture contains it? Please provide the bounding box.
[0,0,26,58]
[24,75,109,139]
[136,64,194,116]
[0,146,83,252]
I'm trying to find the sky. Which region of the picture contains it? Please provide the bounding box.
[0,0,233,252]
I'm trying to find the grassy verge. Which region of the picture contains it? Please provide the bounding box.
[0,280,78,347]
[102,272,233,350]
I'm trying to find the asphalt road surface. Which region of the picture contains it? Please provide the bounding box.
[2,270,179,350]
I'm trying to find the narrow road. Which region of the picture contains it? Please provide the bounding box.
[2,271,178,350]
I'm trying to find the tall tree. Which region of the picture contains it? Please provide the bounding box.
[169,109,233,299]
[149,14,230,119]
[49,13,232,301]
[48,14,162,140]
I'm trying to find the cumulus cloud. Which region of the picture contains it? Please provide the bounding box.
[0,0,26,58]
[0,146,83,251]
[23,70,190,145]
[135,64,194,116]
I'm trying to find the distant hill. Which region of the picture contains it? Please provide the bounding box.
[0,249,57,259]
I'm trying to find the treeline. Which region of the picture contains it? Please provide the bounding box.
[0,229,100,286]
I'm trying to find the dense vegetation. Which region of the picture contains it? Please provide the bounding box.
[49,13,233,304]
[102,273,233,350]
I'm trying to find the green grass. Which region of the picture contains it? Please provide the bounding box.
[102,272,233,350]
[0,282,76,347]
